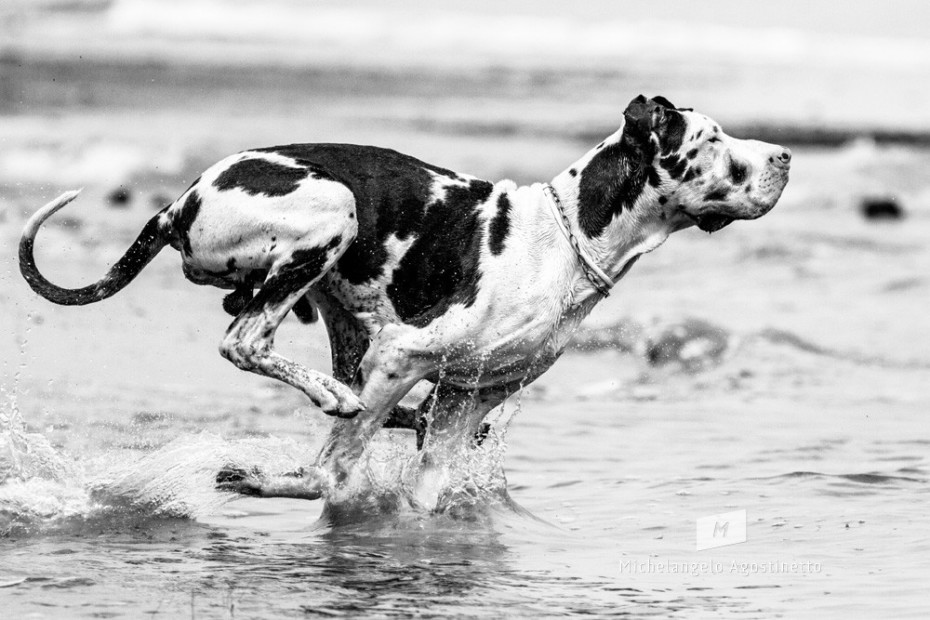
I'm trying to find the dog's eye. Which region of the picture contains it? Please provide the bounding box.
[708,137,721,144]
[729,159,748,184]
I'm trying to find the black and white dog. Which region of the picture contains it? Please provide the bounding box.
[20,96,790,502]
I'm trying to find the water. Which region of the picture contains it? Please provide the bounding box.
[2,315,928,617]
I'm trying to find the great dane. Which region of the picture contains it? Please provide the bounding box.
[19,95,791,503]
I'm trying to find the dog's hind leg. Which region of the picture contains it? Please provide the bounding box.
[217,292,365,502]
[219,233,363,418]
[311,291,370,386]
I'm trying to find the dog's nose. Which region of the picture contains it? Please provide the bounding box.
[769,147,791,169]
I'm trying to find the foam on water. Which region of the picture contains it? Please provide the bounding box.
[1,384,527,535]
[1,387,315,534]
[1,391,88,534]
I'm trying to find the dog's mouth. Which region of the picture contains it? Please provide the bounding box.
[683,211,735,233]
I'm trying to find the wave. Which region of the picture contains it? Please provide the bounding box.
[106,1,930,70]
[761,471,926,485]
[569,317,930,372]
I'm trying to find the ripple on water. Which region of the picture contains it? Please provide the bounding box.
[753,469,928,499]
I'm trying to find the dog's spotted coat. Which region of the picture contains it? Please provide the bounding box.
[20,96,790,500]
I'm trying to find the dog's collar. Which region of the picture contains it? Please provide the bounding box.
[542,183,614,297]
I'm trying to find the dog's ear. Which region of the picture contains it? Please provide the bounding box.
[653,95,693,113]
[623,95,655,139]
[652,95,677,110]
[624,95,686,153]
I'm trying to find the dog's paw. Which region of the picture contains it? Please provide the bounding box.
[215,466,264,496]
[319,389,365,419]
[217,465,326,500]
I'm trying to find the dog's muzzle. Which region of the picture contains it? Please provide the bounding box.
[688,145,791,233]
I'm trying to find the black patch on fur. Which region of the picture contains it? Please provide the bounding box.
[214,158,310,197]
[292,295,318,323]
[387,180,492,326]
[223,285,253,316]
[172,190,201,256]
[383,405,427,449]
[488,192,512,255]
[248,236,342,313]
[729,159,748,184]
[658,195,668,205]
[203,257,239,280]
[577,125,653,237]
[256,144,466,285]
[623,95,686,155]
[696,129,704,139]
[659,111,687,154]
[646,165,661,187]
[660,155,680,170]
[686,148,698,159]
[682,167,698,183]
[660,155,688,180]
[568,168,577,177]
[695,213,734,233]
[704,188,729,202]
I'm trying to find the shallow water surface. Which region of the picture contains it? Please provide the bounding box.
[2,357,929,619]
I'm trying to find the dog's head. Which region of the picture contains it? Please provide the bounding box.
[622,95,791,233]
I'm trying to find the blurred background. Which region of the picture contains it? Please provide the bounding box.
[2,0,928,397]
[3,0,930,188]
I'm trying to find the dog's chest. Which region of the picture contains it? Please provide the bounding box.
[434,303,590,387]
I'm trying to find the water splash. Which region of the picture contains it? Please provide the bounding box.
[2,388,526,533]
[2,325,529,532]
[0,389,88,535]
[0,389,317,535]
[89,433,309,518]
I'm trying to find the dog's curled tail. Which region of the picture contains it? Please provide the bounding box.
[19,189,171,305]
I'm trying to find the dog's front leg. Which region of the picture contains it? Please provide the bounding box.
[316,324,432,485]
[411,384,511,510]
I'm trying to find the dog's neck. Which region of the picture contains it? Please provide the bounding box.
[547,126,674,304]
